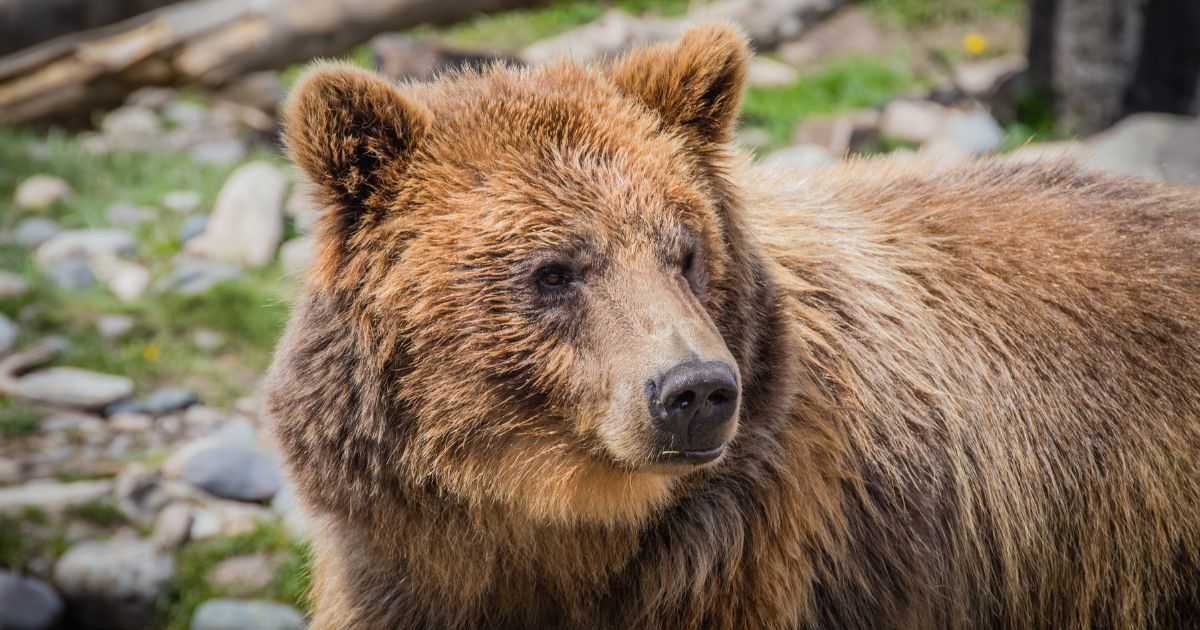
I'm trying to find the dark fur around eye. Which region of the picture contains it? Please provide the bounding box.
[535,264,574,290]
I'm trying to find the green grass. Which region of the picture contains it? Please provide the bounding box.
[865,0,1025,28]
[67,499,128,528]
[163,522,312,630]
[431,0,690,50]
[742,56,925,149]
[0,127,295,402]
[0,399,41,438]
[0,508,70,573]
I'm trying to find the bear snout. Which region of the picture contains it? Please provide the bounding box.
[647,360,739,464]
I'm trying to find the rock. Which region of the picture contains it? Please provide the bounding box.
[207,553,278,594]
[189,499,274,540]
[43,257,95,290]
[760,144,836,171]
[190,138,247,166]
[188,162,288,267]
[191,599,306,630]
[181,445,283,502]
[96,260,151,303]
[109,413,152,432]
[114,467,185,525]
[0,457,20,484]
[0,570,64,630]
[284,186,321,232]
[35,229,136,268]
[1084,113,1200,187]
[104,202,156,228]
[101,106,161,140]
[96,314,136,339]
[953,55,1025,97]
[0,313,18,355]
[162,101,209,129]
[193,329,224,351]
[14,175,71,210]
[925,109,1005,157]
[279,238,314,276]
[12,218,60,247]
[793,110,881,156]
[270,483,310,537]
[0,270,29,297]
[157,258,241,295]
[15,368,134,409]
[151,502,193,550]
[735,127,773,150]
[880,100,949,145]
[54,539,174,630]
[179,214,209,242]
[189,508,223,539]
[219,72,286,112]
[0,480,113,515]
[747,57,798,87]
[144,388,199,415]
[162,190,202,214]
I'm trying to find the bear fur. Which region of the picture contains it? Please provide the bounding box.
[264,24,1200,629]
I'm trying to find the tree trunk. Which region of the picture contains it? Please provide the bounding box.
[0,0,542,125]
[1028,0,1200,134]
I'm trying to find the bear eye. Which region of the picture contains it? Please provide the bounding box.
[536,264,573,290]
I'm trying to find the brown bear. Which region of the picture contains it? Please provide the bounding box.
[264,23,1200,629]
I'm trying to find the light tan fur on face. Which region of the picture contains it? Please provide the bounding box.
[265,23,1200,630]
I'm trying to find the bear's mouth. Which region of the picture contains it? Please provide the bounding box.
[656,444,726,466]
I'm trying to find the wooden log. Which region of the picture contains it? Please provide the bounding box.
[0,0,542,125]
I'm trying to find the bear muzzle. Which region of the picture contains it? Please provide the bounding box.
[646,360,739,465]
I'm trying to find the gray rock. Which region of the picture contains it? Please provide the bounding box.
[101,106,161,140]
[0,457,20,484]
[207,553,277,593]
[157,258,241,295]
[182,445,282,502]
[14,175,71,210]
[187,161,288,268]
[760,144,836,171]
[193,328,224,351]
[1085,113,1200,187]
[0,270,29,297]
[104,202,156,228]
[144,387,199,415]
[925,109,1005,157]
[108,412,152,432]
[953,55,1024,97]
[279,238,314,276]
[0,480,113,515]
[151,502,193,550]
[35,229,136,268]
[163,101,209,129]
[95,260,150,303]
[747,57,799,87]
[0,570,64,630]
[95,314,136,339]
[179,214,209,242]
[13,218,60,248]
[880,99,948,145]
[0,313,18,355]
[270,482,310,537]
[284,186,320,233]
[793,109,881,156]
[191,599,306,630]
[54,539,174,630]
[161,190,202,214]
[16,367,134,408]
[43,257,95,290]
[190,138,247,165]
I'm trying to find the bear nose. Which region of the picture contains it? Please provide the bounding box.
[649,360,738,463]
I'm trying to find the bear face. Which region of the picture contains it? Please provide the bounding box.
[282,25,763,525]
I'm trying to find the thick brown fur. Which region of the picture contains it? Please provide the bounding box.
[265,24,1200,629]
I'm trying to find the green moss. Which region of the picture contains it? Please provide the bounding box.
[163,522,310,630]
[742,56,925,149]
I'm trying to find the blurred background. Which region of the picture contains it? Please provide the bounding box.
[0,0,1196,628]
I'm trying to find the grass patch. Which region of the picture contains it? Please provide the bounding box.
[866,0,1024,28]
[431,0,690,50]
[67,499,128,528]
[742,56,925,149]
[0,399,41,438]
[163,522,312,630]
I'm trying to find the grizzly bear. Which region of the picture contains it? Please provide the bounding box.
[264,24,1200,629]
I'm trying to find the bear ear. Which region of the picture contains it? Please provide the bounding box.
[608,23,749,145]
[283,63,431,235]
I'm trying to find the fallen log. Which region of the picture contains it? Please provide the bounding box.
[520,0,843,64]
[0,0,542,125]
